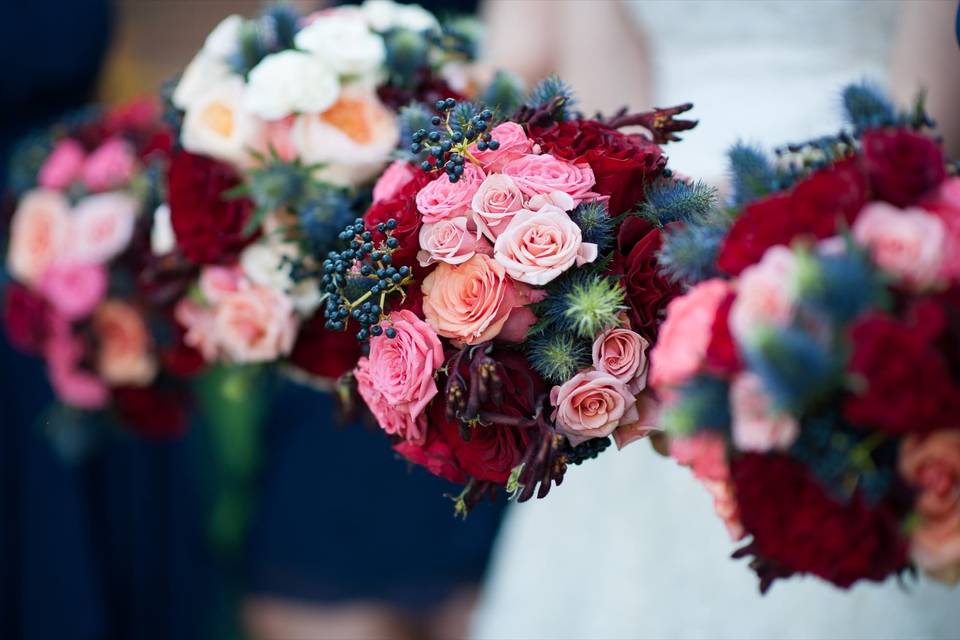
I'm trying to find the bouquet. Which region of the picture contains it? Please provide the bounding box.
[649,84,960,590]
[322,77,702,511]
[2,100,194,439]
[164,1,492,382]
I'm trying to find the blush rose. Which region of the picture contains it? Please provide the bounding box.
[417,217,490,267]
[416,162,485,223]
[550,370,640,445]
[471,173,525,240]
[501,153,598,206]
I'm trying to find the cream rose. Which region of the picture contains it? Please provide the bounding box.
[295,13,385,77]
[493,203,598,285]
[550,370,640,445]
[245,50,341,121]
[471,173,525,240]
[7,189,70,286]
[360,0,439,32]
[180,76,258,166]
[417,217,490,267]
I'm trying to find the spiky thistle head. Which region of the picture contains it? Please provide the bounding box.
[570,201,615,253]
[296,187,357,258]
[538,269,625,339]
[659,375,731,438]
[526,333,592,384]
[479,70,525,119]
[397,102,434,151]
[635,177,717,227]
[260,3,300,50]
[841,82,897,132]
[727,142,779,207]
[526,74,577,120]
[793,241,888,325]
[657,209,731,285]
[246,159,309,215]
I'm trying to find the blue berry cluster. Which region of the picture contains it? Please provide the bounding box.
[410,98,498,182]
[321,217,412,342]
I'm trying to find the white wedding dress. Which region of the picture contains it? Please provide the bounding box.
[471,2,960,638]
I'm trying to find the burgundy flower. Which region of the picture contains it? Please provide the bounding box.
[288,312,361,380]
[393,415,467,484]
[614,220,681,341]
[731,453,909,588]
[113,385,190,439]
[530,119,665,216]
[861,128,946,208]
[3,283,50,354]
[704,291,741,375]
[717,158,868,276]
[844,304,960,435]
[364,169,432,273]
[168,151,256,265]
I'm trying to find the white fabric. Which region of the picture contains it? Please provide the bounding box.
[471,2,960,638]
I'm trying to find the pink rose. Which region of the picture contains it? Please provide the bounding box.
[69,192,139,265]
[853,201,946,290]
[44,318,109,409]
[701,479,746,541]
[669,431,729,482]
[922,177,960,280]
[38,263,108,321]
[6,190,70,286]
[900,430,960,584]
[200,265,244,304]
[493,203,598,285]
[422,253,540,345]
[38,139,85,189]
[728,245,797,345]
[501,153,598,206]
[174,299,219,362]
[550,370,640,445]
[470,122,533,172]
[611,391,661,449]
[354,309,444,444]
[416,163,485,223]
[93,300,157,386]
[81,137,137,192]
[417,217,490,267]
[649,279,731,389]
[373,159,418,203]
[471,173,525,240]
[213,285,298,363]
[729,372,799,452]
[592,327,650,394]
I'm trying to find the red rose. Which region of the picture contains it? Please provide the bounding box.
[113,385,190,439]
[861,129,945,208]
[718,158,868,276]
[288,312,361,380]
[615,220,681,341]
[168,151,256,265]
[530,120,665,216]
[3,283,49,354]
[364,169,432,272]
[704,291,741,375]
[732,453,909,588]
[393,417,467,484]
[844,304,960,434]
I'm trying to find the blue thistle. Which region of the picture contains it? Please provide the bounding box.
[535,268,625,339]
[841,82,897,132]
[247,160,308,215]
[480,71,525,119]
[384,28,430,83]
[527,74,577,120]
[657,210,731,285]
[727,142,779,207]
[297,188,356,258]
[398,102,434,150]
[526,333,592,384]
[660,375,731,438]
[635,178,716,226]
[260,3,300,51]
[794,242,888,325]
[570,201,615,253]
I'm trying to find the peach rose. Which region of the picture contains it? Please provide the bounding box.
[213,285,298,363]
[550,370,640,444]
[373,159,418,203]
[471,173,525,240]
[181,76,258,166]
[416,162,486,223]
[81,137,137,192]
[502,153,598,206]
[417,217,490,267]
[729,372,799,452]
[354,310,444,445]
[853,201,946,290]
[422,253,539,345]
[38,139,85,189]
[39,263,108,321]
[649,279,731,389]
[611,391,661,450]
[592,327,650,394]
[494,203,598,285]
[69,192,139,265]
[7,189,70,286]
[900,430,960,583]
[729,245,797,346]
[470,122,533,172]
[93,300,157,386]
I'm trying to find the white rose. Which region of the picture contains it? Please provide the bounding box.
[151,204,175,256]
[172,54,232,110]
[290,86,399,187]
[361,0,438,32]
[240,243,320,315]
[180,76,258,166]
[244,50,341,121]
[203,14,243,60]
[295,14,385,77]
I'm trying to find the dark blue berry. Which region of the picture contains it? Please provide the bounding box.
[385,327,397,339]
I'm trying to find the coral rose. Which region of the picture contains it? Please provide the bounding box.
[550,370,640,445]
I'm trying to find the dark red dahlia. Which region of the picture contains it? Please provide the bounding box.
[731,453,909,589]
[393,418,467,485]
[113,385,190,439]
[614,220,682,342]
[364,168,432,273]
[3,283,50,354]
[168,151,256,265]
[861,128,946,208]
[717,158,869,276]
[288,312,362,380]
[530,119,666,216]
[844,303,960,434]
